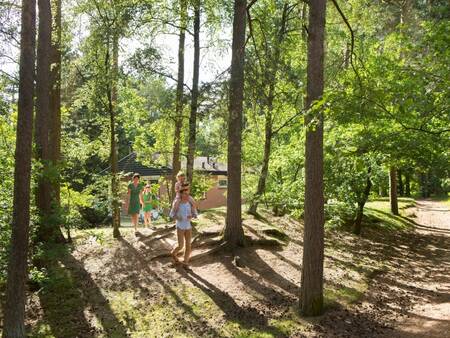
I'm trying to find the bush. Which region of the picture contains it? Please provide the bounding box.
[78,204,110,227]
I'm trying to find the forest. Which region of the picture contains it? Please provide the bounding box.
[0,0,449,337]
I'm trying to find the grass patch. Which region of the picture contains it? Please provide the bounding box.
[366,198,416,214]
[324,282,366,308]
[364,207,414,231]
[268,308,311,337]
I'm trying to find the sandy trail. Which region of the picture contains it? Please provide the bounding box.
[387,200,450,338]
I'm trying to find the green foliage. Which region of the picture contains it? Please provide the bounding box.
[190,172,214,201]
[0,112,14,285]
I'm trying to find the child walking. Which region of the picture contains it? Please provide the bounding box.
[142,184,155,227]
[170,187,197,267]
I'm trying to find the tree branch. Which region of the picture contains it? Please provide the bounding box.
[330,0,362,86]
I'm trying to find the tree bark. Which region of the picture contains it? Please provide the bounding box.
[390,166,399,215]
[248,111,272,215]
[405,171,411,197]
[186,0,200,185]
[35,0,52,240]
[49,0,62,211]
[400,0,413,24]
[353,167,372,235]
[171,0,187,197]
[2,0,36,336]
[398,169,404,197]
[110,32,121,238]
[224,0,247,248]
[301,1,308,43]
[300,0,326,317]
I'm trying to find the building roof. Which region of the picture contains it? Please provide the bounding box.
[117,153,171,177]
[105,152,227,177]
[181,156,227,175]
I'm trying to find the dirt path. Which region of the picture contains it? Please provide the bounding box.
[385,200,450,338]
[23,201,450,337]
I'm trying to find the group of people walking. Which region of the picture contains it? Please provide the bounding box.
[125,173,158,231]
[125,171,197,267]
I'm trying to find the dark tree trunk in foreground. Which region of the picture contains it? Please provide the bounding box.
[390,167,399,215]
[398,169,404,196]
[354,167,372,235]
[171,0,187,197]
[300,0,326,316]
[187,0,201,185]
[35,0,52,240]
[224,0,246,248]
[405,171,411,197]
[49,0,62,213]
[110,33,121,238]
[2,0,36,336]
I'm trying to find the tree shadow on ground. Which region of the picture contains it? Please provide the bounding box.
[36,246,129,338]
[115,238,222,337]
[241,247,300,295]
[180,268,288,337]
[242,223,301,270]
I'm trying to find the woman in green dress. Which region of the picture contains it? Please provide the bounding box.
[126,173,144,235]
[142,184,155,227]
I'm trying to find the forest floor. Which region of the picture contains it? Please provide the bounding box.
[2,198,449,337]
[381,199,450,338]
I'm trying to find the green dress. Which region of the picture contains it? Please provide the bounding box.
[142,192,154,212]
[128,182,143,215]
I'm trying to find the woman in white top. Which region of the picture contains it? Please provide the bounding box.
[169,187,198,267]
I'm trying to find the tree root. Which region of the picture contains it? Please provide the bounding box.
[192,230,222,246]
[245,235,284,248]
[145,232,173,243]
[261,228,289,242]
[150,232,223,261]
[150,252,174,261]
[189,242,228,262]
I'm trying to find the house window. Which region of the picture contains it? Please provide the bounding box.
[218,179,228,188]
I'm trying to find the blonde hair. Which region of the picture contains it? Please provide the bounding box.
[176,171,185,178]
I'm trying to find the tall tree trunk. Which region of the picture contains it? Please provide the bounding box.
[224,0,246,248]
[353,167,372,235]
[300,1,308,43]
[248,111,272,215]
[2,0,36,336]
[49,0,62,213]
[300,0,326,317]
[389,167,399,215]
[46,0,65,243]
[379,184,387,197]
[405,171,411,197]
[248,3,289,216]
[400,0,413,24]
[35,0,52,242]
[171,0,187,197]
[186,0,200,185]
[110,33,121,238]
[398,169,404,196]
